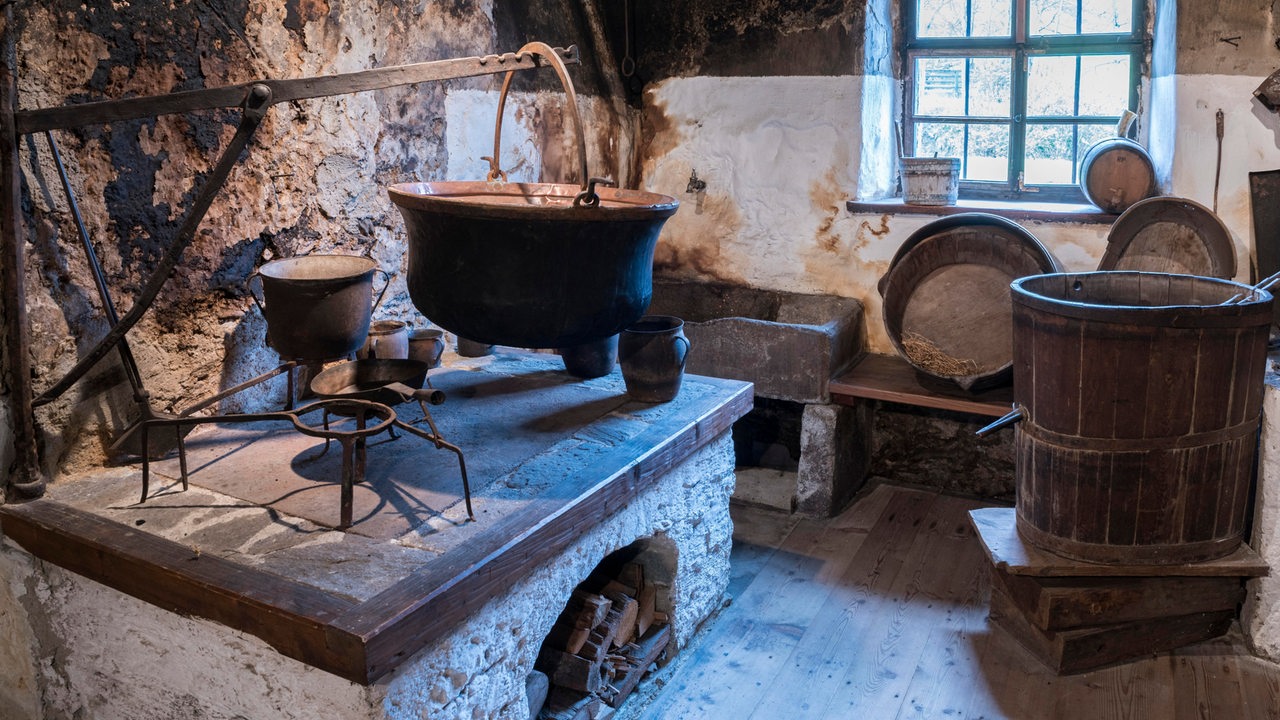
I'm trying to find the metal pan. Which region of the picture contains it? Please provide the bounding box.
[309,359,445,406]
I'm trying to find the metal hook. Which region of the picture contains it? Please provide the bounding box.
[574,176,615,208]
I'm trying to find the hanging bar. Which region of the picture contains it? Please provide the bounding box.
[14,46,579,134]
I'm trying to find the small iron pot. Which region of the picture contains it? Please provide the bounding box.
[248,255,389,361]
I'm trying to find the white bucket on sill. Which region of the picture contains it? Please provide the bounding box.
[901,157,960,206]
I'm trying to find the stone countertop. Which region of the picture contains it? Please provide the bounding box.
[0,350,753,684]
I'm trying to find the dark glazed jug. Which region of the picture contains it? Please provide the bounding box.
[619,315,690,403]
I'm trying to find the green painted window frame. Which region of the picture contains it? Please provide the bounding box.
[903,0,1148,202]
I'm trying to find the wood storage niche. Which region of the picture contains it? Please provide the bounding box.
[1010,271,1271,564]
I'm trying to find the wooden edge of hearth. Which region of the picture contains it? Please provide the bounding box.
[968,507,1270,578]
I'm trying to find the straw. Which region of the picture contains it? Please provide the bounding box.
[901,332,981,377]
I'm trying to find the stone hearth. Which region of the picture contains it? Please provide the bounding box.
[0,352,751,719]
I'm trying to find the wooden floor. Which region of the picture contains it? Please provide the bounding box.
[627,484,1280,720]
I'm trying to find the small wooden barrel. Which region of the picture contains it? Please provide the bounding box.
[1011,272,1271,564]
[1078,137,1157,214]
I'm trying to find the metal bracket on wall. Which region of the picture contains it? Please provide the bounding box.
[0,37,579,498]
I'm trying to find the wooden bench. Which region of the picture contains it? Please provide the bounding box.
[828,353,1015,417]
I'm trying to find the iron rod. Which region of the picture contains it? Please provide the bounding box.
[32,85,272,407]
[45,130,146,394]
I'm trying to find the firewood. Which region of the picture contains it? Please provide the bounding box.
[580,635,607,662]
[564,626,591,655]
[541,687,599,720]
[597,609,624,651]
[602,579,637,599]
[604,593,639,648]
[546,592,612,652]
[536,647,603,694]
[604,624,672,708]
[636,583,657,637]
[619,562,645,594]
[573,591,612,629]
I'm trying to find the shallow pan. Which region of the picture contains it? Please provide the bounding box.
[309,359,443,406]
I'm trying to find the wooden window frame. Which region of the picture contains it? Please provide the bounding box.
[903,0,1148,203]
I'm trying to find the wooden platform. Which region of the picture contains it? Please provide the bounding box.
[829,353,1015,417]
[969,506,1268,675]
[0,352,753,685]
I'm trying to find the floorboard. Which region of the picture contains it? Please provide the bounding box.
[621,483,1280,720]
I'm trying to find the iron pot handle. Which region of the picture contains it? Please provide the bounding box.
[246,270,265,314]
[371,268,392,313]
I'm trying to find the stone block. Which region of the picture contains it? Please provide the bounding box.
[795,402,871,517]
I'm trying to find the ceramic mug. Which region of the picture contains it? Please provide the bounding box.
[360,319,409,360]
[408,327,446,368]
[456,336,495,357]
[618,316,690,403]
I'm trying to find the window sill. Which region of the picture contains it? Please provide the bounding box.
[846,198,1118,225]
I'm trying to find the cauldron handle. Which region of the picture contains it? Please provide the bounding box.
[484,41,590,196]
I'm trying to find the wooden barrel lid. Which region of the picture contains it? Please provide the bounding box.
[1079,137,1157,214]
[1098,196,1236,279]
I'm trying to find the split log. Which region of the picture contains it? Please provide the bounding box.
[537,647,603,694]
[604,624,672,708]
[541,687,599,720]
[636,583,656,637]
[604,592,639,648]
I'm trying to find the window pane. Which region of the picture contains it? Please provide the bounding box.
[1030,0,1078,36]
[1076,124,1115,164]
[969,57,1012,117]
[1025,124,1075,184]
[970,0,1012,36]
[914,121,964,159]
[1078,55,1131,115]
[1026,55,1077,117]
[967,124,1010,181]
[915,57,966,116]
[917,0,967,37]
[1081,0,1132,33]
